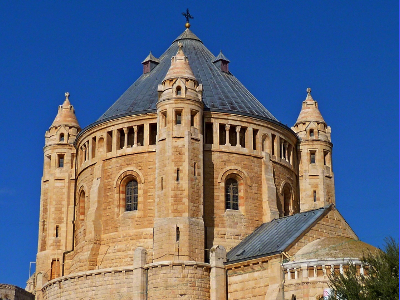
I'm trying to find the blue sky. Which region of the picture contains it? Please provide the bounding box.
[0,1,398,288]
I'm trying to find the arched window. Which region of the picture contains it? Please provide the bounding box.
[79,190,85,220]
[126,180,138,211]
[225,178,239,210]
[310,129,314,138]
[283,184,292,216]
[59,133,65,142]
[176,86,182,96]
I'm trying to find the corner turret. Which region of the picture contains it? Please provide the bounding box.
[154,43,204,264]
[292,88,335,211]
[36,93,80,296]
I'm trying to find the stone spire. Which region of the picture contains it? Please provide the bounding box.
[51,92,80,129]
[163,43,196,81]
[295,88,325,125]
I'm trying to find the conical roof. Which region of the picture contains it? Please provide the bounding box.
[295,88,325,125]
[51,93,80,128]
[163,43,196,81]
[95,28,278,125]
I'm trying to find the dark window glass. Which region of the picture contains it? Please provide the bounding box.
[59,133,64,142]
[126,180,138,211]
[226,178,239,210]
[310,152,316,164]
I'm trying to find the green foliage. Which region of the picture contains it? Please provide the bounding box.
[328,237,399,300]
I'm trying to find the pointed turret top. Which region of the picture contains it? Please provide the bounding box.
[295,88,325,125]
[213,50,230,63]
[51,92,80,129]
[142,51,160,64]
[163,42,196,81]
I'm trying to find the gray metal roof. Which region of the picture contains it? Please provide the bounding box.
[95,28,279,125]
[226,206,331,264]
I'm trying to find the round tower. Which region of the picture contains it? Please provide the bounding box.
[35,93,80,298]
[150,42,209,299]
[292,88,335,211]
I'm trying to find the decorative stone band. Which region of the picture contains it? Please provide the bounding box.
[145,260,211,270]
[41,265,136,291]
[282,258,365,281]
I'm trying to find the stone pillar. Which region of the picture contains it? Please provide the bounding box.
[236,126,241,147]
[133,247,147,300]
[225,124,230,145]
[210,245,226,300]
[133,126,138,146]
[123,127,128,149]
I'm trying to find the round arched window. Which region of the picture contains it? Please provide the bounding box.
[225,178,239,210]
[126,180,138,211]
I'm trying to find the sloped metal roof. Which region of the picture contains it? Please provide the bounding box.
[94,28,279,126]
[226,206,331,264]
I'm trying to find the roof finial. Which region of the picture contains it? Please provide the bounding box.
[306,87,312,99]
[65,92,70,100]
[182,8,193,29]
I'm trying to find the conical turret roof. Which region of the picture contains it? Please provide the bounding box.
[163,43,196,81]
[295,88,325,125]
[51,93,80,128]
[95,28,278,125]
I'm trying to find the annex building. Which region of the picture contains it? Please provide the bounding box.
[28,21,376,300]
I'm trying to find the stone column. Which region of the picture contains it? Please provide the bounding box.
[123,127,128,149]
[133,247,147,300]
[133,126,138,146]
[213,122,219,147]
[225,125,230,145]
[210,245,226,300]
[236,126,241,147]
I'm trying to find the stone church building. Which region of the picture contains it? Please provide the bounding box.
[29,23,376,300]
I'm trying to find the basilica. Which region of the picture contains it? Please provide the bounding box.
[29,22,376,300]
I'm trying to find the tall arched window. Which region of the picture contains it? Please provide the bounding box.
[59,133,65,142]
[283,184,292,216]
[225,178,239,210]
[79,190,85,220]
[126,180,138,211]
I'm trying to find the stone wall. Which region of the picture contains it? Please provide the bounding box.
[42,267,135,300]
[0,284,34,300]
[147,262,210,300]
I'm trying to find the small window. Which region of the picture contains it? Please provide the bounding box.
[126,180,138,211]
[137,125,144,146]
[118,129,125,150]
[176,168,180,182]
[324,150,329,166]
[92,137,96,159]
[58,154,64,168]
[219,124,226,145]
[55,225,59,238]
[161,177,163,190]
[194,162,197,176]
[271,134,276,155]
[253,129,258,150]
[161,111,167,127]
[149,123,157,145]
[176,227,180,242]
[106,131,113,152]
[176,86,182,96]
[310,129,314,138]
[310,151,316,164]
[175,111,182,125]
[79,190,85,221]
[191,111,197,127]
[226,178,239,210]
[205,123,213,144]
[313,190,317,202]
[59,133,65,142]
